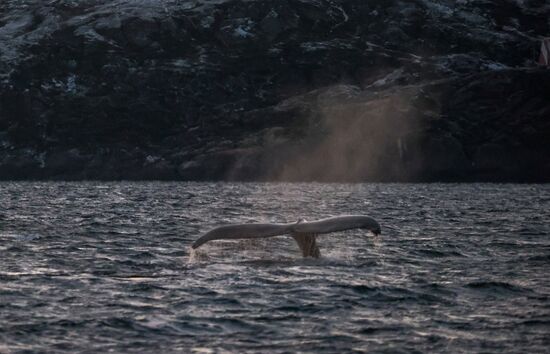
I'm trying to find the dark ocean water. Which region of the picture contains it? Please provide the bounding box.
[1,182,549,353]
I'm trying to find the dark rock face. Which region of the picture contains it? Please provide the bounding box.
[0,0,548,181]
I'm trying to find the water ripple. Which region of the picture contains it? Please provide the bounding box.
[0,182,549,353]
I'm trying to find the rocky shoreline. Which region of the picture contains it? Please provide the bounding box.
[1,0,549,182]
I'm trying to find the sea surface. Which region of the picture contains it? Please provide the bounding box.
[1,182,549,353]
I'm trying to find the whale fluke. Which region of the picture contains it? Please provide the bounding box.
[191,223,294,249]
[291,215,380,235]
[191,215,381,258]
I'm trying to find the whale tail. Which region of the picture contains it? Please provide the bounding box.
[292,232,320,258]
[192,215,380,258]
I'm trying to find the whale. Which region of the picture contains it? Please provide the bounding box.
[191,215,381,258]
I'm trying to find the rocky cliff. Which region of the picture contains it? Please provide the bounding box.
[1,0,549,181]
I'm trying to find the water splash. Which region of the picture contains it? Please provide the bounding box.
[188,247,210,263]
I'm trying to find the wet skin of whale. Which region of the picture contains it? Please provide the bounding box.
[192,215,381,258]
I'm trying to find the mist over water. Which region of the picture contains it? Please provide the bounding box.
[269,86,426,182]
[1,182,549,352]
